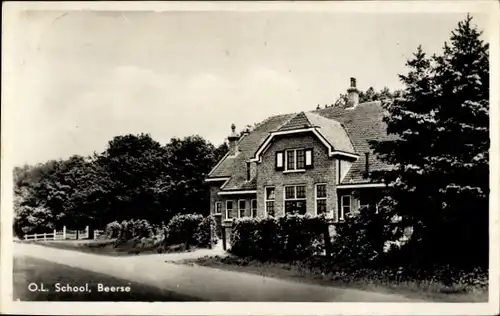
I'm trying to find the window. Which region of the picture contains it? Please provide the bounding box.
[359,196,369,210]
[251,199,257,218]
[285,149,305,171]
[315,184,327,215]
[265,187,275,216]
[286,150,295,170]
[226,200,234,219]
[284,185,307,215]
[340,195,351,220]
[238,200,246,218]
[215,201,222,215]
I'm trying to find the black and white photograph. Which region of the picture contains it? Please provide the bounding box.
[1,1,499,315]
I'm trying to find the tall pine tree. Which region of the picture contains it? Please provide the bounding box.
[370,14,489,267]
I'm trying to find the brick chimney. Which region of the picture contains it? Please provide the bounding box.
[347,77,359,108]
[227,123,239,155]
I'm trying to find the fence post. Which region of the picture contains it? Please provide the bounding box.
[63,226,66,240]
[53,229,56,240]
[43,233,47,241]
[34,233,38,241]
[85,226,89,239]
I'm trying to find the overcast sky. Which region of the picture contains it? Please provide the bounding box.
[7,7,492,165]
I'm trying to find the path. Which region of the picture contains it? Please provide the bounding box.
[14,243,418,302]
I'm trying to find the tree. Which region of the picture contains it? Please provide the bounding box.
[370,14,489,267]
[164,135,219,217]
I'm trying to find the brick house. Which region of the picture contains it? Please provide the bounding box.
[205,78,394,233]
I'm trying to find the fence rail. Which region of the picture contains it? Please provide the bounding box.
[24,226,90,241]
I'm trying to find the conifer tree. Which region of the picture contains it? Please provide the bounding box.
[370,14,489,267]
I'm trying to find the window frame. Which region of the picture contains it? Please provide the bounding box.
[214,201,223,215]
[315,183,327,216]
[284,148,306,171]
[339,195,351,221]
[284,184,307,215]
[251,199,257,218]
[226,200,234,219]
[238,199,246,218]
[265,186,276,217]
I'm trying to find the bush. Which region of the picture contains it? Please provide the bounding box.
[229,214,330,261]
[194,215,218,247]
[115,219,156,242]
[164,214,218,248]
[105,221,121,238]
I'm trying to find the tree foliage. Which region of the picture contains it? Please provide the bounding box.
[13,133,228,236]
[369,14,489,267]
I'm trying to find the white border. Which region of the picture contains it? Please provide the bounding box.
[218,190,257,195]
[250,128,359,162]
[1,1,499,315]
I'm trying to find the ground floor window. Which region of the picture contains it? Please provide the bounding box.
[284,185,306,215]
[315,184,327,215]
[238,200,246,218]
[340,195,351,220]
[251,199,257,218]
[265,187,275,216]
[226,200,234,219]
[215,201,222,215]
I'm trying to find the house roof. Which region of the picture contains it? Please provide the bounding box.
[208,101,395,190]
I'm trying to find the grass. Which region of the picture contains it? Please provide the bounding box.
[19,239,197,257]
[13,256,200,301]
[185,255,488,303]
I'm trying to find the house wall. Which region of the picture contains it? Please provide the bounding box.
[255,133,339,220]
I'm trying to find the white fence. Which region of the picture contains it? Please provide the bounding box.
[24,226,90,241]
[93,229,105,240]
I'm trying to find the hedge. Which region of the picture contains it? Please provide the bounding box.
[104,214,218,250]
[165,214,218,248]
[229,214,330,260]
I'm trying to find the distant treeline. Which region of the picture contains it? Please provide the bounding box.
[13,134,228,236]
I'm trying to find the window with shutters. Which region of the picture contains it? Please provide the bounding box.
[284,185,307,215]
[277,148,313,172]
[265,187,275,216]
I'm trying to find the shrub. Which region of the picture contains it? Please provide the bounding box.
[165,214,218,248]
[229,214,330,261]
[105,221,121,239]
[194,215,218,248]
[115,219,155,242]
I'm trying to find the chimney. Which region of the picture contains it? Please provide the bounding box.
[347,77,359,108]
[364,152,370,177]
[227,123,239,155]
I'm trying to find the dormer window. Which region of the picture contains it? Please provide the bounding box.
[276,148,313,171]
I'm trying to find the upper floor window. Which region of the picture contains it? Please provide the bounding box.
[276,149,313,171]
[284,185,306,215]
[265,187,275,217]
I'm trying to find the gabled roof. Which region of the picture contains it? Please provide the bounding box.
[207,101,394,190]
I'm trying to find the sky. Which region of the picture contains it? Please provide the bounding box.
[6,7,492,165]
